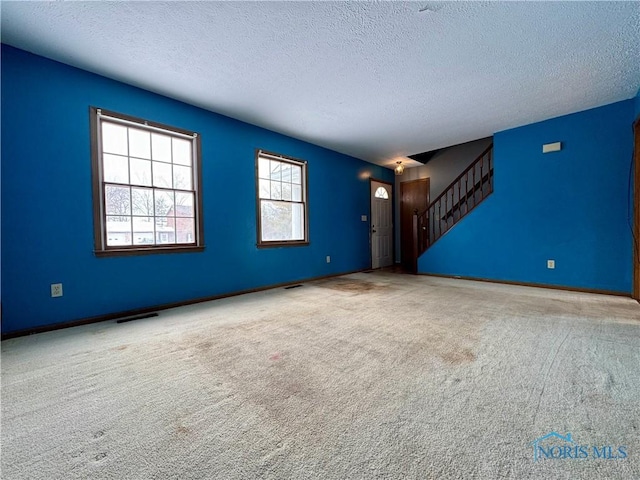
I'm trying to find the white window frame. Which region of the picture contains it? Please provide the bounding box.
[255,149,309,247]
[90,107,204,256]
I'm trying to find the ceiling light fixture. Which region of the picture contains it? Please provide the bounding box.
[395,161,405,176]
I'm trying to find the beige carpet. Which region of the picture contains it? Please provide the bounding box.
[2,272,639,479]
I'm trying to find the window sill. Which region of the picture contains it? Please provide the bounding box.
[257,241,310,249]
[94,245,205,257]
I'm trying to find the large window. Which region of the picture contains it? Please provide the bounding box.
[256,150,308,246]
[90,107,203,256]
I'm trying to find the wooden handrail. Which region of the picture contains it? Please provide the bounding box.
[420,143,493,216]
[413,143,494,258]
[440,169,493,221]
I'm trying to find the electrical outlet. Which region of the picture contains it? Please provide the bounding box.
[326,256,331,263]
[547,260,555,269]
[361,215,367,222]
[51,283,63,298]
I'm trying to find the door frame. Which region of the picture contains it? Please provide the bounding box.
[400,178,430,273]
[369,178,394,269]
[633,117,640,300]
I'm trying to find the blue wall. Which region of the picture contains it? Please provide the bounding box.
[1,45,393,334]
[635,88,640,120]
[419,100,635,293]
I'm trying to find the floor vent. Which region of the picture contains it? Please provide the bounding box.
[284,284,303,290]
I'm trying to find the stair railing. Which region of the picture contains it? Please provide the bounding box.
[414,144,493,257]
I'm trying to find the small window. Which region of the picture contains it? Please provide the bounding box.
[256,150,308,246]
[90,107,204,256]
[374,186,389,199]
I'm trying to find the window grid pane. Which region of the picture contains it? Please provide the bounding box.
[257,153,307,244]
[99,114,198,249]
[260,158,304,202]
[128,128,151,160]
[106,215,132,246]
[103,154,130,184]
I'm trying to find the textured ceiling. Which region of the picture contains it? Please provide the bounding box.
[2,1,639,168]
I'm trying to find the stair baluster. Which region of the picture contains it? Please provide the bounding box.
[413,144,494,257]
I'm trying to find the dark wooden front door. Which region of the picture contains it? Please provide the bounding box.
[400,178,430,273]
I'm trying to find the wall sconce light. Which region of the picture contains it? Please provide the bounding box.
[394,161,405,176]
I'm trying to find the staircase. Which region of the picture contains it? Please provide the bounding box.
[412,144,494,260]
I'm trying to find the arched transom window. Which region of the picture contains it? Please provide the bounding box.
[374,186,389,199]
